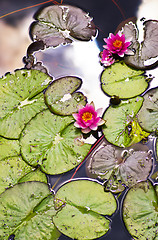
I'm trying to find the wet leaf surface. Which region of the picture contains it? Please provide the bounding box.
[0,182,60,240]
[20,109,91,175]
[0,137,20,160]
[101,61,149,98]
[45,76,87,115]
[123,181,158,240]
[53,179,117,239]
[31,5,97,48]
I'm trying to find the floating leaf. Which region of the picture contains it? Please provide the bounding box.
[123,20,158,69]
[102,96,149,147]
[138,87,158,133]
[0,137,20,160]
[53,179,117,240]
[44,76,87,115]
[101,61,149,98]
[0,69,52,139]
[123,181,158,240]
[20,109,91,175]
[0,182,60,240]
[31,5,97,48]
[19,168,47,184]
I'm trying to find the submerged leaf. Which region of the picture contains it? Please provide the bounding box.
[0,69,52,139]
[45,76,87,115]
[53,179,117,239]
[31,5,97,48]
[0,182,60,240]
[101,61,150,98]
[138,87,158,133]
[123,181,158,240]
[20,109,91,175]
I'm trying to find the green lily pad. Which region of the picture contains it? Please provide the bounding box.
[123,181,158,240]
[31,5,96,48]
[0,69,52,139]
[53,179,117,240]
[20,109,91,175]
[101,61,150,99]
[44,76,87,115]
[0,156,47,194]
[0,182,60,240]
[0,137,20,160]
[102,96,149,147]
[138,87,158,133]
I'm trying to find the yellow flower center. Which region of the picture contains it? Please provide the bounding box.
[113,39,122,48]
[82,112,93,122]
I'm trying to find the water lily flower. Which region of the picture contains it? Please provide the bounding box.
[72,102,105,134]
[103,31,133,57]
[100,49,115,66]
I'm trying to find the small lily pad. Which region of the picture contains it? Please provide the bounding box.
[44,76,87,115]
[0,69,52,139]
[102,96,149,147]
[138,87,158,133]
[123,181,158,240]
[31,5,97,48]
[20,109,91,175]
[53,179,117,239]
[101,61,150,98]
[0,137,20,160]
[0,182,60,240]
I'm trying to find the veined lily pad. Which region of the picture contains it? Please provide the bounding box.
[53,179,117,240]
[138,87,158,134]
[0,156,47,194]
[44,76,87,115]
[20,109,91,175]
[101,61,150,98]
[31,5,97,48]
[0,69,52,139]
[0,182,60,240]
[102,96,149,147]
[123,181,158,240]
[0,137,20,160]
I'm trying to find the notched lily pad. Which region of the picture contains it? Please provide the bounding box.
[0,137,20,160]
[45,76,87,115]
[20,109,91,175]
[123,181,158,240]
[0,182,60,240]
[0,69,52,139]
[138,87,158,133]
[122,20,158,69]
[101,61,150,99]
[31,5,97,48]
[102,96,149,147]
[53,179,117,240]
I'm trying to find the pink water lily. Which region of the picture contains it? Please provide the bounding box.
[103,31,133,57]
[72,102,105,134]
[100,49,115,67]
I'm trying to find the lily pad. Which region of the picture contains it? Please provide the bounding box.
[101,61,150,98]
[0,156,47,194]
[0,69,52,139]
[31,5,97,48]
[20,109,91,175]
[123,20,158,69]
[138,87,158,133]
[0,182,60,240]
[0,137,20,160]
[123,181,158,240]
[102,96,149,147]
[53,179,117,240]
[44,76,87,115]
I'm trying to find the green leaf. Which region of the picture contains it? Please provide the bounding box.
[102,96,149,147]
[0,137,20,160]
[101,61,150,98]
[0,69,52,139]
[31,5,97,48]
[138,87,158,133]
[0,182,60,240]
[123,181,158,240]
[44,76,87,115]
[19,168,47,184]
[20,109,91,175]
[53,179,117,239]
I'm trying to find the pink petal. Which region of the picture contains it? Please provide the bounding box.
[96,108,103,116]
[81,128,91,134]
[72,113,79,120]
